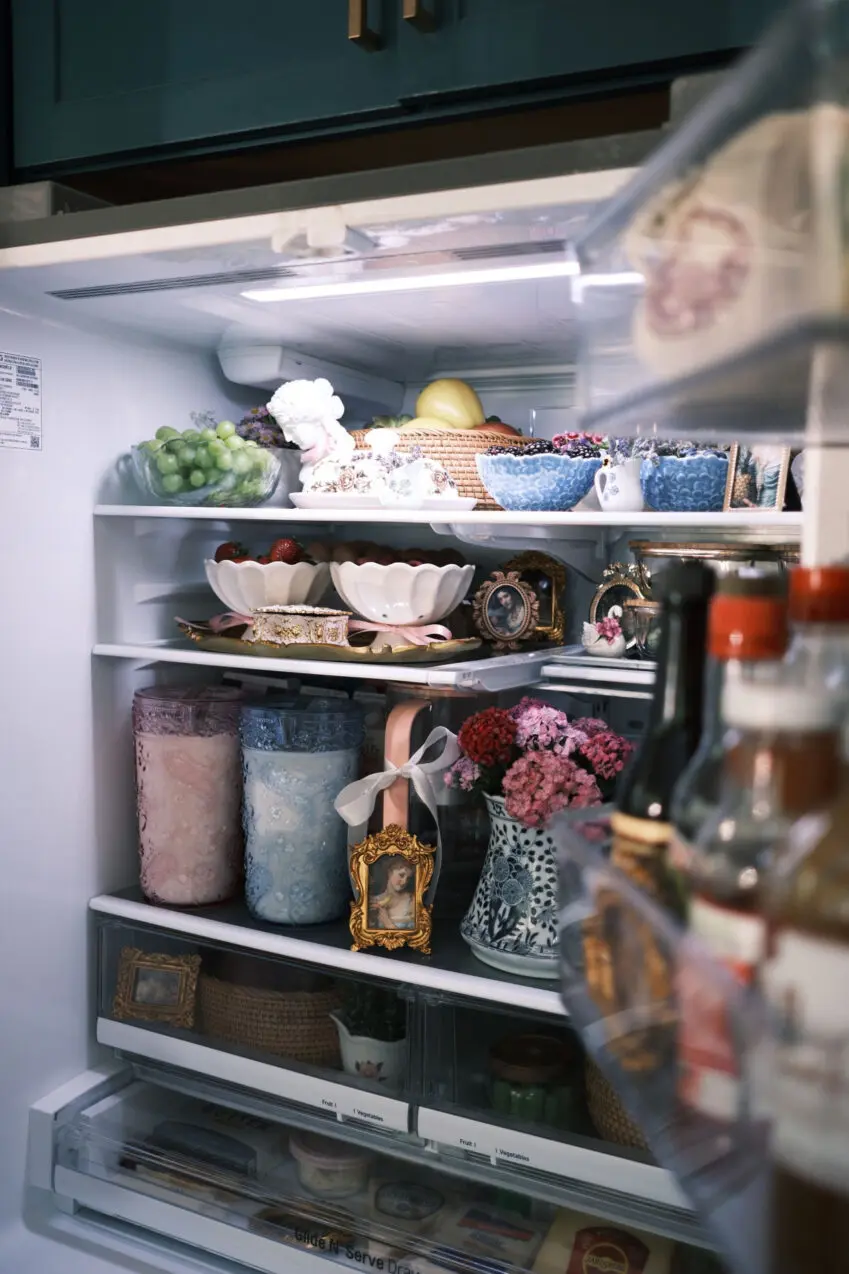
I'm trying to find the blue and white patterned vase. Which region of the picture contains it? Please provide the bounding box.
[460,794,559,980]
[241,697,364,925]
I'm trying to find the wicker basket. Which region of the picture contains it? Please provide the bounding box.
[585,1059,649,1151]
[352,428,525,509]
[199,974,343,1067]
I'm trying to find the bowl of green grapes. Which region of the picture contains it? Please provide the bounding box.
[131,419,281,506]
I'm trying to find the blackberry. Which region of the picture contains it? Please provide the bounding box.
[515,440,554,456]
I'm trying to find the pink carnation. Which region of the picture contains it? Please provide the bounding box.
[444,756,481,792]
[595,615,622,642]
[510,697,587,755]
[502,751,602,827]
[579,730,634,781]
[572,717,609,738]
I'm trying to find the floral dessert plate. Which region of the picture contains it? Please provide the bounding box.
[176,619,481,664]
[290,493,476,511]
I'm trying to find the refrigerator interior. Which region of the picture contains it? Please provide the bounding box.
[0,167,797,1272]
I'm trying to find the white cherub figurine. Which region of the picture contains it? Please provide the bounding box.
[267,377,353,486]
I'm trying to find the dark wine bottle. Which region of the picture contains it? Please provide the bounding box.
[610,561,714,908]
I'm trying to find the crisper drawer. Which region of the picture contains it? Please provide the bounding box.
[418,994,692,1224]
[32,1068,720,1274]
[95,916,415,1135]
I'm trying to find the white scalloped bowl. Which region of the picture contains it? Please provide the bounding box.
[330,561,474,626]
[205,559,330,613]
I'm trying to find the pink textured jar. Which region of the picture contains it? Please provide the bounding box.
[133,686,242,905]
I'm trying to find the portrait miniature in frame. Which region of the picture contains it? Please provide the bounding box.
[350,827,436,955]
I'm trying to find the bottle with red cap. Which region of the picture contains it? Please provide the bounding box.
[786,565,849,723]
[669,572,789,896]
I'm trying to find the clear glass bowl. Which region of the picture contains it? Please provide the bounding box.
[129,443,281,507]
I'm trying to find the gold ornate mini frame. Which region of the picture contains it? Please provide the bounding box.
[504,551,566,643]
[472,570,540,652]
[112,947,201,1029]
[349,826,436,955]
[589,562,651,625]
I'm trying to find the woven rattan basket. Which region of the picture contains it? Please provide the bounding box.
[352,427,525,509]
[585,1059,649,1151]
[199,974,343,1067]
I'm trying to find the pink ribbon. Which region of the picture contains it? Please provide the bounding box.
[176,613,251,634]
[348,620,453,647]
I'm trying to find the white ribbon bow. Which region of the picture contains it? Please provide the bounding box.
[333,726,460,899]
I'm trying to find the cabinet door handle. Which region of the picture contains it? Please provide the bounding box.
[349,0,383,50]
[402,0,437,32]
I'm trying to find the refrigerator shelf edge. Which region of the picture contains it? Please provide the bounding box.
[93,642,558,692]
[89,893,567,1017]
[97,1021,411,1135]
[93,504,803,536]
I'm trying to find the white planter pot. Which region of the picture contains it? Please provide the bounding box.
[460,793,559,980]
[330,1013,408,1089]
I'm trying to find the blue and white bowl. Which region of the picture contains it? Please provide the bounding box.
[477,453,602,512]
[640,453,729,513]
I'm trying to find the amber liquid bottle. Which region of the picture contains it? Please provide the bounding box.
[611,560,714,907]
[765,771,849,1271]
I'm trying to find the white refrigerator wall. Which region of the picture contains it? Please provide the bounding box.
[0,305,254,1251]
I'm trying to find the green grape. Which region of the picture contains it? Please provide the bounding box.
[216,420,236,440]
[181,428,199,440]
[215,451,234,471]
[231,451,252,475]
[161,472,184,493]
[156,452,179,475]
[208,438,227,458]
[243,439,259,449]
[224,434,244,450]
[198,427,216,443]
[194,446,215,470]
[155,426,180,442]
[205,468,221,485]
[141,439,163,455]
[179,446,198,468]
[188,469,207,488]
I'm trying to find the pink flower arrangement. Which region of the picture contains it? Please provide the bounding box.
[594,615,622,642]
[444,696,633,825]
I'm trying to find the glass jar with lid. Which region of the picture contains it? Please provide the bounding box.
[241,696,364,925]
[133,685,243,906]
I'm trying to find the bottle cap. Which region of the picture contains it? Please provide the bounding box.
[789,566,849,625]
[722,679,838,731]
[708,592,789,660]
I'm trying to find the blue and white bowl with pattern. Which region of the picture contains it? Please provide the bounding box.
[477,453,602,512]
[640,453,729,513]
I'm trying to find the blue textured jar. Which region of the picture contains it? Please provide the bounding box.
[241,697,364,925]
[640,453,729,513]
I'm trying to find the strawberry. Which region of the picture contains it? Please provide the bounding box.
[230,555,252,563]
[268,537,303,565]
[256,555,272,564]
[214,540,249,563]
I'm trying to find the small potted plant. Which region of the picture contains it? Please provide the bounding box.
[330,983,407,1088]
[233,407,302,506]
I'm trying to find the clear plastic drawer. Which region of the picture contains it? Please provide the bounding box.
[96,916,416,1135]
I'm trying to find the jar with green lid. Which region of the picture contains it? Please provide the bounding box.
[489,1033,580,1129]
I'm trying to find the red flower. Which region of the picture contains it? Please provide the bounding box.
[458,707,517,767]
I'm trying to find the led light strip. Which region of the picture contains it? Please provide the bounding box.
[242,259,579,302]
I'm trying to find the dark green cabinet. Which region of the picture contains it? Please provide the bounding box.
[399,0,779,103]
[12,0,782,174]
[12,0,403,170]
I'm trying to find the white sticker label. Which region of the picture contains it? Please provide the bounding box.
[0,351,41,450]
[766,930,849,1191]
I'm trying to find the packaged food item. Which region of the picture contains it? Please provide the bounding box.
[246,604,350,648]
[290,1132,371,1199]
[430,1200,548,1272]
[533,1209,675,1274]
[364,1173,457,1261]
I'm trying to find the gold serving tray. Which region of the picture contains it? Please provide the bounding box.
[176,619,481,664]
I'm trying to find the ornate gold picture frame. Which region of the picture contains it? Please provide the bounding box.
[349,826,436,955]
[472,570,540,652]
[112,947,201,1029]
[723,444,791,512]
[503,551,566,644]
[589,562,651,625]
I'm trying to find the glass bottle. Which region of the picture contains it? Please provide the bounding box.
[786,564,849,730]
[678,681,842,1124]
[669,573,788,884]
[133,685,243,906]
[765,758,849,1271]
[611,561,714,907]
[241,696,364,925]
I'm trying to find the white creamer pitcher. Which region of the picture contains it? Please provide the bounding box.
[594,458,644,512]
